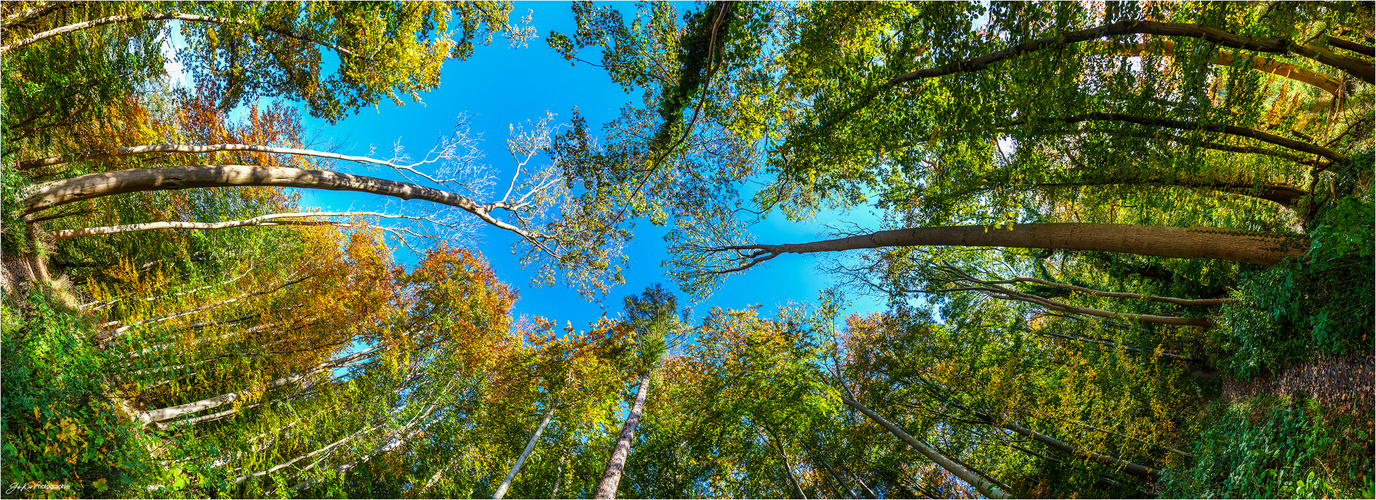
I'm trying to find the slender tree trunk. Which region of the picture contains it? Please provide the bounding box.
[96,276,306,345]
[1031,330,1204,362]
[1095,39,1344,94]
[494,393,563,499]
[52,217,333,240]
[136,345,381,425]
[884,19,1372,86]
[1019,113,1347,162]
[1326,36,1375,57]
[817,457,856,498]
[19,143,417,171]
[48,211,428,240]
[850,473,879,499]
[594,372,652,499]
[977,413,1160,479]
[0,12,357,56]
[988,275,1238,306]
[2,2,65,27]
[930,284,1215,327]
[763,427,806,499]
[550,453,569,498]
[1036,179,1310,208]
[819,19,1373,133]
[720,223,1305,272]
[837,391,1011,499]
[20,164,539,242]
[233,415,389,484]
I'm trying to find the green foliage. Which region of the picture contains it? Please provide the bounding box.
[1210,194,1375,377]
[1,290,157,497]
[1162,395,1375,499]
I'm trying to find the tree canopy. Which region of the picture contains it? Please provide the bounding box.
[3,1,1371,498]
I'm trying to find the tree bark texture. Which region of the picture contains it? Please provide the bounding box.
[136,345,380,426]
[19,165,537,240]
[837,391,1011,499]
[494,395,562,500]
[736,223,1303,267]
[888,20,1373,86]
[594,373,652,499]
[977,413,1160,479]
[19,143,403,171]
[1098,40,1344,94]
[1,12,356,56]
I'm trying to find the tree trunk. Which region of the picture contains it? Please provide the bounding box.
[1037,179,1310,208]
[720,223,1304,272]
[989,275,1238,306]
[19,143,416,171]
[593,372,652,499]
[885,20,1371,86]
[837,391,1011,499]
[0,12,357,56]
[550,453,569,498]
[977,413,1160,479]
[932,284,1215,327]
[135,345,381,426]
[850,473,879,499]
[19,164,537,242]
[1095,39,1344,94]
[1020,113,1346,162]
[763,427,806,499]
[96,276,306,345]
[817,457,856,498]
[1031,330,1204,363]
[494,394,563,499]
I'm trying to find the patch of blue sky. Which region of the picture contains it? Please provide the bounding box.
[187,2,893,333]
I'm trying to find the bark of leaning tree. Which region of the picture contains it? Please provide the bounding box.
[593,372,652,499]
[712,223,1306,274]
[134,345,383,427]
[825,18,1375,125]
[19,164,551,251]
[973,413,1161,480]
[493,391,564,500]
[836,390,1011,499]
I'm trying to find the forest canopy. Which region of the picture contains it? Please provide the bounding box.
[2,1,1372,498]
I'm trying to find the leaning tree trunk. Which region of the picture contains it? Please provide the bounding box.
[135,345,381,426]
[494,392,563,500]
[721,223,1304,271]
[18,164,535,240]
[593,372,652,499]
[975,413,1160,479]
[837,391,1011,499]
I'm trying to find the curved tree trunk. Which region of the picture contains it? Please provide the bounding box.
[594,373,652,499]
[18,143,415,171]
[837,391,1011,499]
[19,164,538,242]
[885,20,1372,86]
[0,12,356,56]
[49,211,419,240]
[718,223,1305,273]
[1096,40,1344,94]
[136,345,381,426]
[976,413,1160,479]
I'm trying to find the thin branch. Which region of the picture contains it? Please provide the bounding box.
[1,12,358,57]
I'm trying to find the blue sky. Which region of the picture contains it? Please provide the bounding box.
[269,3,882,329]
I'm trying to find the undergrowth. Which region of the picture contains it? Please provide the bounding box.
[1161,395,1375,499]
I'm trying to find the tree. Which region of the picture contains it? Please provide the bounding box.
[593,283,679,499]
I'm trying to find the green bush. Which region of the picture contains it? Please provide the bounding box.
[1209,195,1374,378]
[1161,395,1375,499]
[1,290,158,497]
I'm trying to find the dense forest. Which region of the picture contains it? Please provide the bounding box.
[2,1,1373,498]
